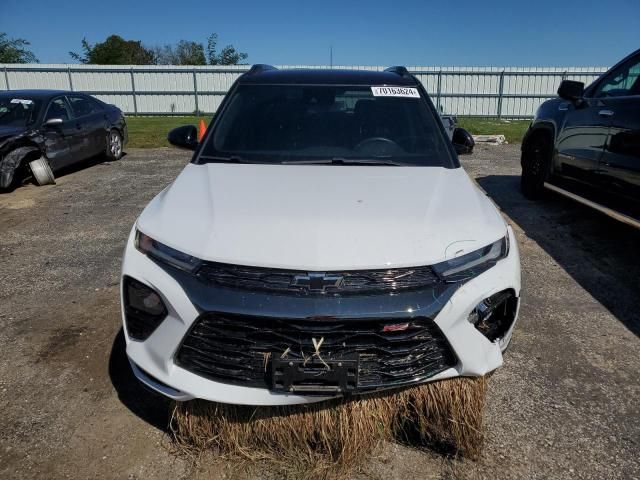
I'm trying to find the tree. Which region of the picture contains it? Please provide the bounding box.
[70,35,156,65]
[206,33,248,65]
[0,32,38,63]
[69,33,247,66]
[153,45,174,65]
[155,40,206,65]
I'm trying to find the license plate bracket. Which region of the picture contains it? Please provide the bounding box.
[270,355,359,394]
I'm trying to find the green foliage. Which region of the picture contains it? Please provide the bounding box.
[70,35,156,65]
[206,33,248,65]
[155,41,206,65]
[0,32,38,63]
[70,33,247,66]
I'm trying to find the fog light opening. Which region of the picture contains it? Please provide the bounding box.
[123,276,168,341]
[468,289,518,342]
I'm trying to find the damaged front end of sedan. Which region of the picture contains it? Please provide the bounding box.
[0,93,58,190]
[0,129,49,190]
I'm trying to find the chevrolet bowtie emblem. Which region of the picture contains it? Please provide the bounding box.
[291,272,344,292]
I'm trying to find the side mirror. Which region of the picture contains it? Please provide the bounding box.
[557,80,584,102]
[440,115,457,141]
[168,125,198,150]
[452,127,474,155]
[43,118,63,127]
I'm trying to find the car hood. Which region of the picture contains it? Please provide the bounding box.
[0,125,27,143]
[137,163,507,270]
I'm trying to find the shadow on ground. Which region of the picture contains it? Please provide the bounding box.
[55,152,128,178]
[477,174,640,337]
[108,328,171,431]
[0,153,127,194]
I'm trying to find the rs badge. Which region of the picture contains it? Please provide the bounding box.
[382,323,410,332]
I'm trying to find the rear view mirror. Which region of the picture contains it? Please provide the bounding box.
[168,125,198,150]
[452,127,474,155]
[557,80,585,102]
[43,118,63,127]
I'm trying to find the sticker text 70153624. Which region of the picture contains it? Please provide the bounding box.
[371,86,420,98]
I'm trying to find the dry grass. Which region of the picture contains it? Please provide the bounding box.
[171,376,487,479]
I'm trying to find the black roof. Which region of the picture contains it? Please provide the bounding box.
[239,67,418,86]
[0,89,70,99]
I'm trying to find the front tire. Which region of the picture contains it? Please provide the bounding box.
[106,129,124,160]
[521,134,552,200]
[29,157,56,186]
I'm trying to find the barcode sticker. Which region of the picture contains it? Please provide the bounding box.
[371,86,420,98]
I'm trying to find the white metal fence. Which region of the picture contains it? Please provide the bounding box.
[0,64,607,118]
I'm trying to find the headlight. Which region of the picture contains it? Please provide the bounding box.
[135,230,202,273]
[433,235,509,282]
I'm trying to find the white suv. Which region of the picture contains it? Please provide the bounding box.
[121,65,521,406]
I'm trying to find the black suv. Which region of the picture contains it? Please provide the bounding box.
[520,48,640,227]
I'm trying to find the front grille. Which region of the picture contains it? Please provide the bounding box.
[175,313,457,391]
[196,263,441,295]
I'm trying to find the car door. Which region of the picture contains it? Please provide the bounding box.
[555,93,609,186]
[41,96,82,171]
[67,94,107,159]
[591,54,640,203]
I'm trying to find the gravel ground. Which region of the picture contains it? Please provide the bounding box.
[0,145,638,479]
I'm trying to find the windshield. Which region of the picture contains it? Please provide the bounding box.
[0,96,41,128]
[199,84,454,166]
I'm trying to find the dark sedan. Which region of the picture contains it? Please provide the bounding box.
[0,90,127,190]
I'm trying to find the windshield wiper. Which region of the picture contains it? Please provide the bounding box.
[281,157,406,166]
[199,155,253,164]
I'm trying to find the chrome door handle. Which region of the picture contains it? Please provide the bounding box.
[598,109,614,117]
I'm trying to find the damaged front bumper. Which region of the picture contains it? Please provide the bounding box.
[121,227,521,406]
[0,131,42,189]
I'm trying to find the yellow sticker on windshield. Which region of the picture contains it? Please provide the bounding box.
[371,86,420,98]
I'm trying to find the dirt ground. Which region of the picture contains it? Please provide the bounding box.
[0,145,638,479]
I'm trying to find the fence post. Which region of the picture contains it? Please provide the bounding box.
[436,69,442,112]
[193,68,199,116]
[4,66,10,90]
[130,67,138,116]
[497,70,505,119]
[67,66,74,91]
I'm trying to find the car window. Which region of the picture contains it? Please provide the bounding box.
[200,84,455,167]
[593,56,640,98]
[44,97,72,122]
[68,95,102,117]
[0,96,41,127]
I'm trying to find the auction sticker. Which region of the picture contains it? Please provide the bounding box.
[10,99,34,105]
[371,86,420,98]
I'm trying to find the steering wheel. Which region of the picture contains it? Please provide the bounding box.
[354,137,398,150]
[354,137,404,156]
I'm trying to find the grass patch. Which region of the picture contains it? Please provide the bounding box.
[458,118,530,144]
[124,115,529,149]
[172,377,487,479]
[125,116,210,148]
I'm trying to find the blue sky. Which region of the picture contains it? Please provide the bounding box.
[1,0,638,66]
